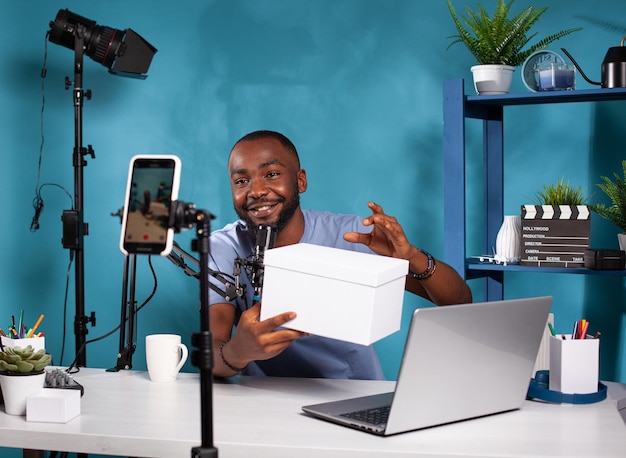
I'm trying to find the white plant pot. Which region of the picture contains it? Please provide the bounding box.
[0,371,45,415]
[618,233,626,251]
[471,64,515,95]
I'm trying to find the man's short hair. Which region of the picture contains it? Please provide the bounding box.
[234,130,300,167]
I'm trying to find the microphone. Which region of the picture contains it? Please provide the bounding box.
[250,224,277,303]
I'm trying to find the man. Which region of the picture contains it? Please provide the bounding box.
[208,130,472,379]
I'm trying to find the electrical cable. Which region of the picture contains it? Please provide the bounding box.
[31,31,73,232]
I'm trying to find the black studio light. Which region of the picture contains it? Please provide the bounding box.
[48,8,157,78]
[43,9,158,369]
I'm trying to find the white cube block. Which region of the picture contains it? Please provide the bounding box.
[27,388,81,423]
[260,243,408,345]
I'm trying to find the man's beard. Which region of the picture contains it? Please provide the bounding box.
[236,189,300,239]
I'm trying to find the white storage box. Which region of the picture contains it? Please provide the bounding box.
[260,243,408,345]
[27,388,80,423]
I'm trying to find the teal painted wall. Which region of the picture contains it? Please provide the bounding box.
[1,1,626,454]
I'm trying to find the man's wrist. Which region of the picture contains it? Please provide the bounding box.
[219,340,247,373]
[408,249,437,280]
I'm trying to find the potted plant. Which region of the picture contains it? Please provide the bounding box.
[591,160,626,250]
[533,178,589,206]
[446,0,582,94]
[0,345,52,415]
[520,179,590,267]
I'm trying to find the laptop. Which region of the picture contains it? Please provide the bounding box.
[302,296,552,436]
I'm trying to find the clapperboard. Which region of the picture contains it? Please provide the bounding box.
[520,205,591,267]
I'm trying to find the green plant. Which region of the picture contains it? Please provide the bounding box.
[446,0,582,67]
[0,345,52,374]
[533,178,589,206]
[591,160,626,233]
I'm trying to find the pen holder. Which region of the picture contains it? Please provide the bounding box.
[1,336,45,352]
[549,335,599,394]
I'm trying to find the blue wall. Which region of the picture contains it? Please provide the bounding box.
[1,1,626,453]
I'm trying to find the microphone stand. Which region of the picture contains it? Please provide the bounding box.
[61,24,96,368]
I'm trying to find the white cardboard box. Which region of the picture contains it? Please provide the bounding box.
[260,243,408,345]
[27,388,81,423]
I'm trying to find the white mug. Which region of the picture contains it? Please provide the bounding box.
[145,334,189,383]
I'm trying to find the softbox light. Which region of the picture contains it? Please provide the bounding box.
[48,9,157,79]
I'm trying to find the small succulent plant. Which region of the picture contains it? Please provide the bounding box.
[0,345,52,374]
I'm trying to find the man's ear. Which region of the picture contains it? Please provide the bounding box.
[298,169,308,193]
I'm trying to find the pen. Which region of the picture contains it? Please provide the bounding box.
[571,320,579,340]
[580,320,589,339]
[0,328,6,337]
[27,314,44,338]
[18,310,23,338]
[547,323,556,337]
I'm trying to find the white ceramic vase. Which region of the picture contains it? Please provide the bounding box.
[471,64,515,95]
[0,371,45,415]
[495,215,522,263]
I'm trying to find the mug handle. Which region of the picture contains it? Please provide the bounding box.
[172,343,189,375]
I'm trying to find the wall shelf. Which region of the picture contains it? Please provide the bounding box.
[442,79,626,300]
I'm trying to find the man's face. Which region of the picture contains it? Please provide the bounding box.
[228,137,306,235]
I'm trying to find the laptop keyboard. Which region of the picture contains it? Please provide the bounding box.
[340,405,391,426]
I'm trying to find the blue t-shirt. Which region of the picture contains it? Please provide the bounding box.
[208,209,384,380]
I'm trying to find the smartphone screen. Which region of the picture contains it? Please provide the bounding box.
[119,155,181,256]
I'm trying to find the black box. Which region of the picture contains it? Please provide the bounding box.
[584,249,626,270]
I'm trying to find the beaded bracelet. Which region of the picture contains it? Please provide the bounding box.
[219,341,246,373]
[408,249,437,280]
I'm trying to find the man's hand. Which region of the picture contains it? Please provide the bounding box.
[221,303,305,371]
[343,201,416,260]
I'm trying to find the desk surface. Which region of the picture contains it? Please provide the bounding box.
[0,368,625,457]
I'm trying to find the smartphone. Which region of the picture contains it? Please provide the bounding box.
[119,155,181,256]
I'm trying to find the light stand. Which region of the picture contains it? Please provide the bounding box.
[48,9,157,366]
[58,25,94,368]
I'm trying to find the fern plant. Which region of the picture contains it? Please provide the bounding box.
[533,178,589,206]
[446,0,582,67]
[592,160,626,233]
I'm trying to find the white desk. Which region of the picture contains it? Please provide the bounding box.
[0,368,625,457]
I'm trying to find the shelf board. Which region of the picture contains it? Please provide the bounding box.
[466,257,626,276]
[466,86,626,107]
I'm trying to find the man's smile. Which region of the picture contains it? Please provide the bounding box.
[245,201,280,219]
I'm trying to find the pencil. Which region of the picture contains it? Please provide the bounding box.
[27,314,44,338]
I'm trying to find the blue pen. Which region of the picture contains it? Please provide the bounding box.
[18,310,23,339]
[571,321,579,340]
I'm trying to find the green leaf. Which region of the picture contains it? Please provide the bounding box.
[15,360,35,373]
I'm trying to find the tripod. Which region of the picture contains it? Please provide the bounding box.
[169,201,219,457]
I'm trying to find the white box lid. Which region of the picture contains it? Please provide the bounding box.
[263,243,408,286]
